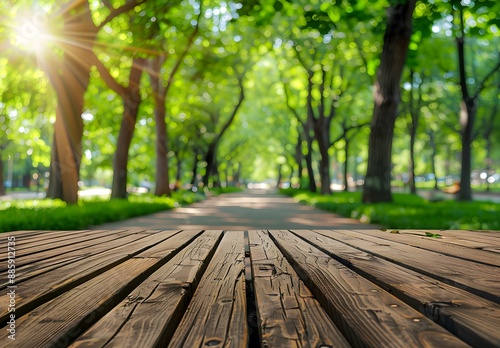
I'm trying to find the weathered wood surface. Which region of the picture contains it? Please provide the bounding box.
[1,229,498,347]
[249,230,350,347]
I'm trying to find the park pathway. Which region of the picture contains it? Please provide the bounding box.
[92,189,379,230]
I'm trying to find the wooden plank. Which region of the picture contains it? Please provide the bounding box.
[69,230,224,348]
[1,230,203,347]
[269,230,470,348]
[248,230,351,347]
[0,230,187,325]
[168,231,248,348]
[320,229,500,303]
[0,229,140,272]
[0,231,127,262]
[348,229,500,267]
[0,231,153,288]
[389,229,500,248]
[0,230,118,252]
[293,229,500,348]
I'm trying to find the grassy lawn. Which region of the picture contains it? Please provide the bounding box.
[0,192,203,232]
[281,188,500,230]
[0,187,242,233]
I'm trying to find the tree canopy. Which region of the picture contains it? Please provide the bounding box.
[1,0,499,202]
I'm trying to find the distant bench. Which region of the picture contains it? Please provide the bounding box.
[2,228,499,347]
[442,181,461,194]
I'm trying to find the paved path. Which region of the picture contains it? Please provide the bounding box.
[92,189,379,230]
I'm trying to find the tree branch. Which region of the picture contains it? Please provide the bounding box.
[216,77,245,141]
[330,122,369,147]
[455,5,470,101]
[473,56,500,100]
[97,0,147,31]
[163,5,203,98]
[282,81,304,127]
[91,52,127,97]
[318,65,326,119]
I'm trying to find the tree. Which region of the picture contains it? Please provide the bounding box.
[146,2,201,196]
[282,79,317,192]
[2,0,146,203]
[201,76,245,187]
[363,0,416,203]
[451,1,500,200]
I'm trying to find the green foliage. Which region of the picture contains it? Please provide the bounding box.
[1,0,499,206]
[281,189,500,230]
[0,191,205,232]
[209,186,244,195]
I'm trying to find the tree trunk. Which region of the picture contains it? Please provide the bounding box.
[315,123,332,194]
[234,162,241,187]
[111,58,145,199]
[485,139,492,192]
[295,132,303,186]
[408,71,419,195]
[276,164,282,188]
[362,0,416,203]
[458,100,475,200]
[343,138,350,192]
[150,57,171,196]
[44,1,97,204]
[190,154,199,187]
[175,153,182,189]
[202,142,217,187]
[304,134,317,193]
[151,68,171,196]
[428,131,439,190]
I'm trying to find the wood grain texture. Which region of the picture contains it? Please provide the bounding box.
[319,229,500,303]
[269,230,470,348]
[3,258,158,348]
[168,231,247,348]
[69,230,223,348]
[348,229,500,267]
[292,229,500,348]
[0,229,140,273]
[248,230,351,348]
[0,230,183,325]
[0,231,151,286]
[2,230,202,347]
[375,229,500,250]
[0,229,120,255]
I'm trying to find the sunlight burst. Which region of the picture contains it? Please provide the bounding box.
[13,13,53,53]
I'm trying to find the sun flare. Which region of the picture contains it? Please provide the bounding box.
[13,13,53,52]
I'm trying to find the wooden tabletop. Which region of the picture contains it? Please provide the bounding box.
[1,229,499,347]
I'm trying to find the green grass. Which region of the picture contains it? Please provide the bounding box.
[209,186,244,195]
[280,188,500,230]
[0,191,206,233]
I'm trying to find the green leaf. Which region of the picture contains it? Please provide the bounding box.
[425,232,442,238]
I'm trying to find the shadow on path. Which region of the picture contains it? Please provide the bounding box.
[92,189,379,230]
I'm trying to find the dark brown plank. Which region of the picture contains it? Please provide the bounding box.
[0,230,187,324]
[248,230,351,347]
[349,229,500,267]
[269,230,470,348]
[0,229,140,272]
[69,230,223,347]
[382,229,500,249]
[168,231,247,348]
[0,230,154,288]
[319,229,500,303]
[0,229,120,252]
[1,230,203,347]
[0,230,129,271]
[293,229,500,348]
